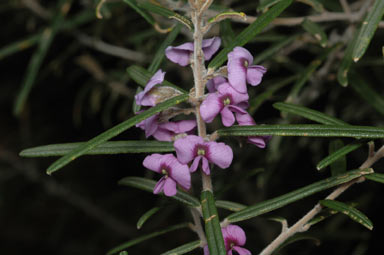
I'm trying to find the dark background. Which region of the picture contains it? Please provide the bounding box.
[1,0,384,254]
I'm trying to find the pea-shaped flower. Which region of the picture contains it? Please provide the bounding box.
[165,37,221,66]
[174,135,233,175]
[143,153,191,197]
[236,112,271,148]
[200,82,249,127]
[227,47,267,93]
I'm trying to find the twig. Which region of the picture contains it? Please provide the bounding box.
[340,0,351,16]
[259,144,384,255]
[22,0,51,19]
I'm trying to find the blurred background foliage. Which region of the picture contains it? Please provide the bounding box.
[1,0,384,254]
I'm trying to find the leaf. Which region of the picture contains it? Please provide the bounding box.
[316,140,366,170]
[106,223,189,255]
[118,177,200,207]
[13,0,73,116]
[349,72,384,116]
[365,173,384,184]
[273,102,348,125]
[138,2,192,30]
[329,140,347,176]
[225,168,373,223]
[320,200,373,230]
[201,191,226,255]
[122,0,155,25]
[219,20,235,48]
[127,65,187,93]
[46,93,189,175]
[160,240,201,255]
[253,35,299,64]
[215,200,246,212]
[217,124,384,139]
[208,11,246,24]
[257,0,283,12]
[20,141,175,157]
[352,0,384,62]
[137,207,161,229]
[337,30,359,87]
[208,0,293,70]
[301,18,327,47]
[148,23,181,74]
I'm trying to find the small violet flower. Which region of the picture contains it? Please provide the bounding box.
[206,76,227,93]
[165,37,221,66]
[227,47,267,93]
[204,225,251,255]
[200,82,249,127]
[135,69,165,107]
[136,114,196,141]
[174,135,233,175]
[236,112,271,148]
[143,153,191,197]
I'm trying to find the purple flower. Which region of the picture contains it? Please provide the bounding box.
[174,135,233,175]
[165,37,221,66]
[204,225,251,255]
[135,69,165,107]
[236,112,271,148]
[143,153,191,196]
[136,115,196,141]
[206,76,227,93]
[227,47,267,93]
[200,82,249,127]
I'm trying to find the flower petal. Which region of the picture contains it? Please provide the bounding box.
[206,142,233,169]
[165,43,194,66]
[217,83,249,104]
[144,114,159,138]
[247,137,267,148]
[163,177,177,196]
[227,47,253,93]
[246,65,266,86]
[223,225,246,246]
[153,177,165,194]
[202,37,221,60]
[173,119,197,133]
[200,93,223,123]
[174,135,203,164]
[143,153,163,173]
[206,76,227,93]
[169,159,191,190]
[190,155,202,172]
[233,246,251,255]
[203,245,209,255]
[135,70,165,106]
[235,112,255,125]
[152,128,173,141]
[221,107,236,127]
[202,157,210,175]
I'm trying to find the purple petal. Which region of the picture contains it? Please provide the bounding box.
[202,37,221,60]
[169,158,191,190]
[227,47,253,93]
[190,155,202,172]
[227,105,247,114]
[246,65,266,86]
[202,157,210,175]
[144,114,159,138]
[165,43,194,66]
[143,153,163,173]
[135,70,165,106]
[152,128,173,141]
[233,246,252,255]
[200,93,223,123]
[236,112,255,125]
[174,135,203,164]
[203,245,209,255]
[221,107,236,127]
[247,137,267,148]
[153,177,166,194]
[154,120,196,141]
[223,225,246,246]
[163,177,177,196]
[173,120,197,133]
[206,141,233,169]
[206,76,227,93]
[217,83,249,105]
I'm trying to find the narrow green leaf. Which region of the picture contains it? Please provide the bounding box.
[337,31,359,86]
[226,168,373,223]
[138,2,192,30]
[160,240,201,255]
[208,0,293,69]
[14,0,73,116]
[217,124,384,139]
[106,223,189,255]
[253,35,298,64]
[127,65,187,93]
[258,0,282,12]
[349,72,384,116]
[307,207,338,226]
[219,20,235,48]
[320,200,373,230]
[329,140,347,176]
[148,23,181,74]
[365,173,384,184]
[122,0,155,25]
[20,141,174,157]
[301,18,327,47]
[316,140,366,170]
[273,102,348,125]
[119,251,128,255]
[352,0,384,62]
[118,177,200,207]
[46,94,188,175]
[201,191,226,255]
[137,207,161,229]
[215,200,246,212]
[132,87,142,113]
